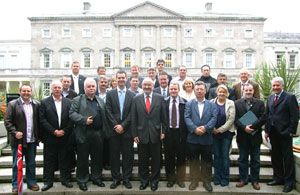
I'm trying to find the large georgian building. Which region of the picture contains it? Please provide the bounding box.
[1,1,267,95]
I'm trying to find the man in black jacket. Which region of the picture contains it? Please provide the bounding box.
[61,75,77,100]
[70,61,86,95]
[195,65,217,99]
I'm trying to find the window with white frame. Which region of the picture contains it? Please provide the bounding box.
[184,28,193,37]
[225,28,233,37]
[61,52,72,68]
[62,28,71,37]
[289,54,296,68]
[205,53,213,67]
[82,52,91,67]
[41,53,51,68]
[204,28,213,37]
[0,55,4,68]
[103,28,112,37]
[42,29,51,38]
[42,81,51,97]
[123,28,132,37]
[124,53,132,67]
[184,53,193,67]
[276,53,284,65]
[10,55,18,68]
[245,53,254,68]
[103,53,111,67]
[164,53,173,67]
[144,28,152,37]
[245,29,253,38]
[82,28,92,37]
[143,53,153,67]
[224,52,235,68]
[164,28,173,37]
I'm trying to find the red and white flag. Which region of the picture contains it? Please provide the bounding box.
[17,144,23,195]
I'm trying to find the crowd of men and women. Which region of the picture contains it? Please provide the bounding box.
[4,59,299,194]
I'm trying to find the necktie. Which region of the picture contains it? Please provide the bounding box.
[163,88,166,97]
[146,95,151,114]
[171,99,177,128]
[274,95,278,105]
[119,90,124,119]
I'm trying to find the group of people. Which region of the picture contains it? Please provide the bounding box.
[4,59,299,194]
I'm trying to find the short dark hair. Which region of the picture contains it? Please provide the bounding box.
[116,70,127,77]
[159,71,168,77]
[156,59,165,65]
[147,68,156,72]
[19,84,32,91]
[201,64,210,70]
[130,74,139,81]
[97,66,106,72]
[217,73,227,79]
[195,81,207,90]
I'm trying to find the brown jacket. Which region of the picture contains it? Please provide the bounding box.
[4,97,40,148]
[233,80,260,100]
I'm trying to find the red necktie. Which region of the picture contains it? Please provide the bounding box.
[146,95,151,114]
[274,95,278,105]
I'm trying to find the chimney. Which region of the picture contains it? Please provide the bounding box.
[205,2,212,12]
[83,2,91,14]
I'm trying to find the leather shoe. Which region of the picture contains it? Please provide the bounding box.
[267,180,283,186]
[110,180,121,189]
[283,184,293,193]
[167,181,174,187]
[151,184,158,191]
[123,181,132,189]
[41,184,53,191]
[62,182,73,188]
[93,181,105,187]
[236,182,248,187]
[177,181,185,188]
[252,183,260,190]
[139,183,148,190]
[78,183,87,191]
[203,182,213,192]
[12,188,18,195]
[28,184,40,191]
[189,182,198,190]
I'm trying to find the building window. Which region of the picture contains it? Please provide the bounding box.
[224,53,235,68]
[42,29,51,38]
[245,29,253,38]
[61,52,72,68]
[123,28,132,37]
[41,53,51,68]
[10,55,18,68]
[144,28,152,37]
[205,53,213,67]
[103,53,111,67]
[103,28,112,37]
[184,28,193,37]
[164,28,173,37]
[62,28,71,37]
[276,53,284,65]
[0,55,4,68]
[204,28,213,37]
[225,28,233,37]
[82,52,91,68]
[143,53,153,67]
[289,54,296,68]
[82,28,92,37]
[42,81,51,97]
[124,53,132,67]
[184,53,193,67]
[164,53,173,67]
[245,53,254,68]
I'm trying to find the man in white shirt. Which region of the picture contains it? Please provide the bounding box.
[172,66,193,91]
[70,61,86,95]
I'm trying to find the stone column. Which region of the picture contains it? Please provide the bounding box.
[135,25,141,66]
[6,81,9,92]
[176,25,182,67]
[156,25,161,61]
[114,25,120,67]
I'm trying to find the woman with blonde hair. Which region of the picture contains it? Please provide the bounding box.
[179,79,195,101]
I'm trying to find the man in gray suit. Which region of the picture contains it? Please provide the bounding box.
[131,78,168,191]
[184,81,217,192]
[69,78,109,191]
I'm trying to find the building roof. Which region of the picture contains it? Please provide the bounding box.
[264,32,300,44]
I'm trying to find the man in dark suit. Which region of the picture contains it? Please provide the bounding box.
[94,66,110,91]
[265,77,299,193]
[208,73,236,101]
[184,81,217,192]
[195,65,217,99]
[70,61,86,95]
[232,69,260,100]
[164,81,187,188]
[39,81,73,191]
[131,78,167,191]
[147,68,159,88]
[61,75,77,100]
[125,65,144,89]
[155,59,172,87]
[153,71,170,98]
[105,70,135,189]
[234,83,266,190]
[69,78,109,191]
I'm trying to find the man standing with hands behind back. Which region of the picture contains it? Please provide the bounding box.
[265,77,299,193]
[131,78,167,191]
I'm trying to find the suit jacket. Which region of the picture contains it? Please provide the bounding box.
[4,97,40,148]
[94,76,110,93]
[155,73,173,87]
[234,98,266,146]
[63,88,77,100]
[131,93,167,144]
[208,86,236,101]
[211,98,236,133]
[153,87,170,97]
[166,96,187,142]
[105,88,135,138]
[70,74,86,95]
[265,91,299,135]
[233,80,260,100]
[39,96,73,144]
[184,99,217,145]
[69,94,109,143]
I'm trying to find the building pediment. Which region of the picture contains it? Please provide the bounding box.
[59,47,74,52]
[100,47,115,52]
[141,47,156,52]
[120,47,135,52]
[182,47,197,52]
[112,1,183,18]
[242,48,256,53]
[222,47,236,53]
[39,48,53,53]
[202,47,216,52]
[79,47,94,52]
[161,47,176,52]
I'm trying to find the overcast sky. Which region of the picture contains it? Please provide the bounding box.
[1,0,300,40]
